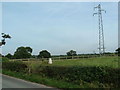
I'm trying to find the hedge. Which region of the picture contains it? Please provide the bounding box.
[2,61,28,73]
[2,61,120,88]
[32,66,120,87]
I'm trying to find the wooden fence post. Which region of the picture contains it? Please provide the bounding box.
[28,59,31,74]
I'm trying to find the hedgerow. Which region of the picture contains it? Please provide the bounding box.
[2,61,27,73]
[2,61,120,88]
[32,66,120,87]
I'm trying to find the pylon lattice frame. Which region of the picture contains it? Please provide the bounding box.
[93,4,106,55]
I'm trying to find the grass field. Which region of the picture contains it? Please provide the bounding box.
[25,56,119,69]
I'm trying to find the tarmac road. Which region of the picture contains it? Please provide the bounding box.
[2,74,54,89]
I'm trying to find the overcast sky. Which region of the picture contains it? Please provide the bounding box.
[2,2,118,55]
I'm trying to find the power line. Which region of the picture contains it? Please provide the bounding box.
[93,4,106,55]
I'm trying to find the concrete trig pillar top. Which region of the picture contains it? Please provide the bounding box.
[48,58,52,64]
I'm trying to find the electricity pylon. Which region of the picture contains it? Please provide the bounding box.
[93,4,106,55]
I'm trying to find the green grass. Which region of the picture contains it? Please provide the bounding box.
[28,56,119,68]
[52,56,119,68]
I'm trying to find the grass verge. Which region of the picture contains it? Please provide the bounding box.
[2,70,88,88]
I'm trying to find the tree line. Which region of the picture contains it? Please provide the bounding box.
[4,46,77,59]
[4,46,120,59]
[5,46,51,59]
[5,46,77,59]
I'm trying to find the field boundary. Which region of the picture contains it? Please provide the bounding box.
[9,54,117,61]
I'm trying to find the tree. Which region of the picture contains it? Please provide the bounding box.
[25,47,33,53]
[2,33,11,39]
[5,53,13,59]
[67,50,77,56]
[116,48,120,56]
[0,33,11,46]
[38,50,51,58]
[14,46,32,59]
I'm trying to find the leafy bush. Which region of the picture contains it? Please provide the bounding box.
[2,61,28,73]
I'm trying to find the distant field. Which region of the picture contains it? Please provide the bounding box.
[25,56,119,68]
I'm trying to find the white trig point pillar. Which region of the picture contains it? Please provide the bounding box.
[48,58,52,64]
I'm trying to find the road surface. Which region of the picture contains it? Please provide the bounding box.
[2,74,54,89]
